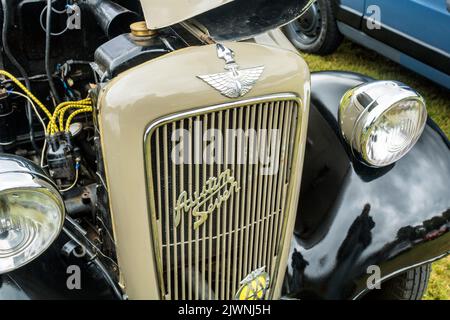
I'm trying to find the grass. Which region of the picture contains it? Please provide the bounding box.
[300,40,450,300]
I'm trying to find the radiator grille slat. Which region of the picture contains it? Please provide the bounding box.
[265,102,279,273]
[225,109,233,299]
[162,126,171,299]
[245,106,256,277]
[171,122,178,300]
[255,103,268,269]
[148,97,299,300]
[231,107,243,296]
[200,114,206,300]
[187,118,193,300]
[271,103,290,274]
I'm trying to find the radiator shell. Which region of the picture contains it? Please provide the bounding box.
[98,42,310,299]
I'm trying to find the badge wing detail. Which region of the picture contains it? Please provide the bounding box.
[197,66,265,99]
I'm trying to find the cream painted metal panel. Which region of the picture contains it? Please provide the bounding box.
[140,0,234,29]
[252,29,299,53]
[98,42,310,299]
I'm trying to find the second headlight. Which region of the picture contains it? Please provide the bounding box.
[339,81,427,167]
[0,155,64,274]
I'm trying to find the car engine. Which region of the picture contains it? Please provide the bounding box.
[0,0,194,286]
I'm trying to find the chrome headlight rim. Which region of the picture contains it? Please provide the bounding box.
[339,81,428,168]
[0,158,65,274]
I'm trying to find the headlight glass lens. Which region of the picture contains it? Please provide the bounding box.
[339,81,427,167]
[361,99,427,166]
[0,187,64,273]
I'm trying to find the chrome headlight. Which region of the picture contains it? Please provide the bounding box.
[0,155,64,274]
[339,81,427,167]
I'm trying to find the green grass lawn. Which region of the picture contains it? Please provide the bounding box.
[300,40,450,300]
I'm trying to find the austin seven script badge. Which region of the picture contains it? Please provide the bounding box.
[174,169,240,229]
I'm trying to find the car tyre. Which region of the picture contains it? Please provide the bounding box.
[365,264,431,300]
[284,0,343,55]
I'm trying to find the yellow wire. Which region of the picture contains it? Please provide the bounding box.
[47,120,55,135]
[52,98,91,115]
[65,107,93,132]
[50,100,92,134]
[58,104,92,132]
[49,98,92,134]
[0,69,52,120]
[0,69,94,136]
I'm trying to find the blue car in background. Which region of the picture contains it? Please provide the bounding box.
[284,0,450,89]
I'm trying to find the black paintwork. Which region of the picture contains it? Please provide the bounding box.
[94,32,184,79]
[196,0,313,41]
[283,71,450,300]
[81,0,140,39]
[0,232,117,300]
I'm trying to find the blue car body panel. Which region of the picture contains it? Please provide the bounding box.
[341,0,365,13]
[366,0,450,53]
[336,0,450,89]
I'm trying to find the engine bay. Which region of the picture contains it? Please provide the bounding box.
[0,0,197,284]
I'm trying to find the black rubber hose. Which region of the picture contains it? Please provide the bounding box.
[0,0,39,153]
[45,0,61,104]
[62,223,124,300]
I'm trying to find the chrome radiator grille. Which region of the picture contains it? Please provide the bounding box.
[145,96,300,300]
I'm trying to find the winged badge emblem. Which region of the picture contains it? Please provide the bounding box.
[197,44,265,99]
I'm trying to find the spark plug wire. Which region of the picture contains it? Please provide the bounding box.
[65,107,93,132]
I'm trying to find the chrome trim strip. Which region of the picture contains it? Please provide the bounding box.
[144,93,298,137]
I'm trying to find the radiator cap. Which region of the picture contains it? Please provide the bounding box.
[130,21,157,38]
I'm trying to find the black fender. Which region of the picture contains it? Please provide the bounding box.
[0,232,118,300]
[283,71,450,299]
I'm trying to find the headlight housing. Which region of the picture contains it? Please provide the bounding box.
[339,81,427,167]
[0,155,64,274]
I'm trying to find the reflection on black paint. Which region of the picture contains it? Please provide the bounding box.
[284,72,450,300]
[328,204,375,298]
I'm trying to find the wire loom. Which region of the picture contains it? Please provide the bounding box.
[0,69,93,136]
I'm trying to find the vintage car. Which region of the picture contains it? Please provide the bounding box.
[0,0,449,300]
[284,0,450,90]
